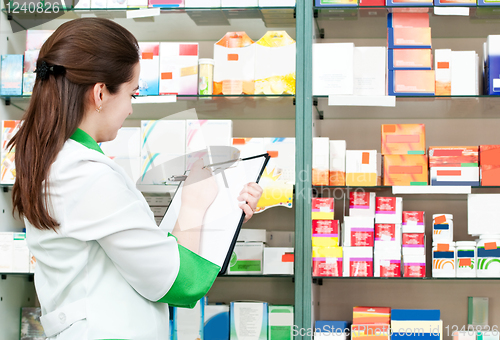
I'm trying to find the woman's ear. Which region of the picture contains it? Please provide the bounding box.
[92,83,105,111]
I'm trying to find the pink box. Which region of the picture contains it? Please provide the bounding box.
[387,13,430,28]
[388,49,432,71]
[387,28,432,49]
[388,70,435,96]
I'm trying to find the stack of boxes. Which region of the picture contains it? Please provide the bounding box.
[390,309,442,340]
[387,13,435,96]
[480,145,500,185]
[382,124,428,187]
[374,197,402,277]
[402,211,426,278]
[429,146,479,186]
[351,307,391,340]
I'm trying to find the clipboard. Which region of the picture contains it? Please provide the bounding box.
[159,153,270,275]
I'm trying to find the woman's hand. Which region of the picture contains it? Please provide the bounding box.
[237,182,263,223]
[180,159,218,219]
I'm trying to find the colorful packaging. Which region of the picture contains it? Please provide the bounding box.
[344,216,375,247]
[374,223,402,249]
[313,247,343,277]
[2,120,21,153]
[313,220,340,247]
[375,197,403,224]
[391,309,440,321]
[137,43,160,96]
[353,307,391,325]
[391,321,443,338]
[263,247,294,275]
[313,137,330,186]
[476,235,500,278]
[435,49,452,96]
[455,241,476,278]
[402,233,425,255]
[204,305,229,340]
[403,254,426,277]
[312,198,334,220]
[402,211,425,233]
[343,247,374,277]
[346,150,377,186]
[383,155,428,186]
[386,0,433,7]
[432,241,456,278]
[350,192,376,217]
[232,138,264,159]
[481,165,500,186]
[387,70,435,96]
[330,140,346,186]
[387,13,430,28]
[268,305,294,340]
[430,167,480,186]
[315,0,357,6]
[480,145,500,166]
[387,28,432,49]
[159,42,198,95]
[0,55,23,96]
[374,250,402,277]
[230,302,268,340]
[352,324,390,340]
[486,36,500,94]
[214,32,255,95]
[1,151,15,184]
[388,49,432,71]
[381,124,426,155]
[429,146,478,167]
[148,0,184,6]
[254,31,296,95]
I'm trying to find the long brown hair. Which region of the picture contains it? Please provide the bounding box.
[8,18,139,231]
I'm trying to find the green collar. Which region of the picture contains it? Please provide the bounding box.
[69,128,104,155]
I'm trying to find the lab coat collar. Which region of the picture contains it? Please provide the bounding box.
[69,128,104,155]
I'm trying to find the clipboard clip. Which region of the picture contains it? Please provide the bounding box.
[168,158,241,186]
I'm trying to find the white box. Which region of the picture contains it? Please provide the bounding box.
[137,42,160,96]
[12,233,29,273]
[451,51,478,96]
[313,137,330,186]
[268,305,294,339]
[221,0,258,5]
[228,242,264,275]
[141,120,186,155]
[264,138,295,184]
[375,197,403,224]
[232,138,265,159]
[403,254,426,277]
[100,127,140,158]
[266,231,294,247]
[159,43,199,96]
[343,246,373,277]
[238,229,267,243]
[374,249,401,277]
[254,31,295,95]
[214,32,256,95]
[230,302,268,340]
[313,43,354,96]
[0,232,13,272]
[435,49,451,96]
[353,47,386,96]
[329,140,346,186]
[468,194,500,235]
[185,0,220,6]
[345,150,377,186]
[259,0,295,5]
[343,216,374,247]
[349,192,376,218]
[173,299,204,340]
[402,233,426,256]
[263,247,294,275]
[430,167,479,186]
[374,223,402,250]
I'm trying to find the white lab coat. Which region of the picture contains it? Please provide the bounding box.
[25,139,181,339]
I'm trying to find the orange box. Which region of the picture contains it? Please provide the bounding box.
[429,146,478,167]
[353,307,391,324]
[481,165,500,186]
[352,325,390,340]
[387,13,430,28]
[388,70,435,95]
[480,145,500,166]
[384,155,428,186]
[381,124,426,155]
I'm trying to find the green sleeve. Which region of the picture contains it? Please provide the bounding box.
[157,234,220,308]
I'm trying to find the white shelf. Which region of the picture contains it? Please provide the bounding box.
[392,186,472,194]
[328,95,396,107]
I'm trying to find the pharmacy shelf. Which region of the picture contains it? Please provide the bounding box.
[315,96,500,119]
[1,95,296,120]
[313,276,500,280]
[219,274,294,278]
[314,6,500,39]
[314,185,500,193]
[3,7,296,41]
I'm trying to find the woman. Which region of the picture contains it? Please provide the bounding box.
[9,18,263,339]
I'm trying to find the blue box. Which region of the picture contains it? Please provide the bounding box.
[204,305,229,340]
[487,35,500,95]
[392,334,441,340]
[388,28,432,49]
[0,55,23,96]
[315,321,350,333]
[388,49,432,71]
[315,0,358,6]
[391,309,441,321]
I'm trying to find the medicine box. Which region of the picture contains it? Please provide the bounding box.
[330,140,347,186]
[402,233,425,255]
[137,43,160,96]
[480,145,500,166]
[387,13,430,28]
[173,299,203,340]
[430,167,480,186]
[204,305,229,340]
[481,165,500,186]
[0,55,23,96]
[429,146,478,167]
[232,138,264,159]
[259,0,296,6]
[435,49,451,96]
[346,150,377,186]
[388,49,432,71]
[315,321,349,340]
[486,36,500,95]
[374,223,402,249]
[312,247,343,277]
[148,0,184,7]
[313,220,339,247]
[312,198,334,220]
[435,0,474,5]
[391,321,443,340]
[352,324,390,340]
[353,307,391,325]
[386,0,433,6]
[230,302,268,340]
[263,247,294,275]
[374,250,402,277]
[159,42,199,96]
[350,192,376,218]
[391,309,441,321]
[375,197,402,224]
[353,47,386,96]
[383,155,428,186]
[268,305,294,340]
[387,28,432,49]
[403,254,426,277]
[388,70,435,96]
[238,229,267,243]
[141,120,186,155]
[312,43,354,95]
[315,0,358,6]
[1,151,15,185]
[227,242,264,275]
[343,247,373,277]
[382,124,426,155]
[402,211,425,233]
[451,51,478,96]
[313,137,330,186]
[343,216,375,247]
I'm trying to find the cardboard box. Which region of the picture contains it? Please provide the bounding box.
[330,140,347,186]
[403,254,426,277]
[429,146,478,167]
[173,299,203,339]
[312,198,335,220]
[254,31,296,95]
[481,165,500,186]
[350,192,376,218]
[435,49,452,96]
[352,324,390,340]
[388,70,435,96]
[313,220,340,247]
[313,43,354,95]
[137,43,160,96]
[354,47,386,96]
[430,167,480,186]
[344,216,375,247]
[480,145,500,166]
[230,302,268,340]
[204,305,229,340]
[375,197,403,224]
[313,138,330,186]
[402,233,425,255]
[486,36,500,95]
[391,309,440,321]
[374,250,402,277]
[387,13,430,28]
[387,28,432,49]
[374,223,402,249]
[346,150,377,186]
[402,211,425,233]
[228,242,264,275]
[214,32,255,95]
[353,307,391,325]
[451,51,478,96]
[381,124,426,155]
[383,155,428,186]
[388,49,432,71]
[313,246,343,277]
[315,0,358,6]
[0,55,23,96]
[343,247,374,277]
[158,42,198,95]
[263,247,294,275]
